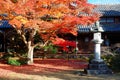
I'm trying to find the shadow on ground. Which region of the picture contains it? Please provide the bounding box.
[0,59,120,80]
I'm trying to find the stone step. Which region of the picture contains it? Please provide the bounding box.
[85,60,113,75]
[88,64,108,70]
[86,69,112,75]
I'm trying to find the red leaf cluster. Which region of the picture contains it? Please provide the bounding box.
[53,38,76,52]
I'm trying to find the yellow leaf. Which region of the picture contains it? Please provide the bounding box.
[55,12,63,18]
[15,16,28,24]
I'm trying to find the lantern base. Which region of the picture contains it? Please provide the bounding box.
[85,60,112,75]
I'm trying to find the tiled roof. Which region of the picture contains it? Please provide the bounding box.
[101,23,120,31]
[94,4,120,16]
[77,4,120,33]
[0,20,12,29]
[78,23,120,32]
[77,24,94,33]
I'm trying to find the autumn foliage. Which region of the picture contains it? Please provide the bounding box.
[0,0,99,64]
[53,38,76,51]
[0,0,99,38]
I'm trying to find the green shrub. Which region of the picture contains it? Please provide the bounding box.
[102,55,120,72]
[88,54,94,62]
[8,57,28,66]
[8,57,21,66]
[109,55,120,72]
[44,44,58,54]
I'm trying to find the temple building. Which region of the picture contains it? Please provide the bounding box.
[77,4,120,53]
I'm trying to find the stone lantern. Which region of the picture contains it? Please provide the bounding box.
[85,21,112,75]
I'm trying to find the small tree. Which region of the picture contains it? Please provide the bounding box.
[0,0,99,64]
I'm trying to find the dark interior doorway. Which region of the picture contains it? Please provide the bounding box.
[0,31,4,52]
[102,32,120,46]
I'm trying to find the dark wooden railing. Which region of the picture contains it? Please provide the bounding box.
[33,50,92,60]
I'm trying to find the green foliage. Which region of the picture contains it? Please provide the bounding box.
[51,47,58,54]
[44,44,58,54]
[102,55,120,72]
[87,54,94,62]
[102,55,113,66]
[8,57,21,66]
[7,57,28,66]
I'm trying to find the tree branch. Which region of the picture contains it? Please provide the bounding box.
[13,25,28,45]
[33,42,44,48]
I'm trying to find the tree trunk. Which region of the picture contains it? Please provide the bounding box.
[27,41,34,64]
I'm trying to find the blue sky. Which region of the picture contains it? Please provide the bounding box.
[88,0,120,4]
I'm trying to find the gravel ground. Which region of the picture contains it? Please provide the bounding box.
[0,59,120,80]
[0,69,120,80]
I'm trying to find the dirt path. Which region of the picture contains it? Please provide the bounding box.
[0,69,120,80]
[0,59,120,80]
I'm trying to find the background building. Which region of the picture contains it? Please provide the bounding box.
[77,4,120,53]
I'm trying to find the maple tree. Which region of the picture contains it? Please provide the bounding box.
[0,0,99,64]
[53,38,76,52]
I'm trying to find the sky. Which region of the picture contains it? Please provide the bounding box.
[88,0,120,4]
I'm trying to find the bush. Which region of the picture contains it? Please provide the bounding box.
[8,57,21,66]
[43,44,58,54]
[8,57,28,66]
[102,55,120,72]
[109,55,120,72]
